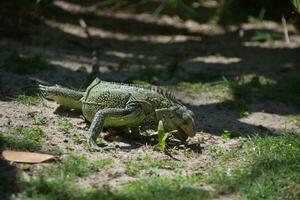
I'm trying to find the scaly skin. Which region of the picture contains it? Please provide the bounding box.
[40,78,195,150]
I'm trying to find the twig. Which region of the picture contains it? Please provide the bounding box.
[281,15,290,44]
[78,18,100,88]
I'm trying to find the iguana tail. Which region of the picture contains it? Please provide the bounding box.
[39,84,84,111]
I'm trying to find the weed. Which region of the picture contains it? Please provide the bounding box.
[220,130,246,140]
[125,154,183,177]
[46,155,113,178]
[122,176,210,200]
[18,174,209,200]
[179,78,233,100]
[33,115,48,126]
[250,31,282,42]
[208,146,225,158]
[220,130,231,141]
[56,119,74,134]
[71,132,84,144]
[207,134,300,199]
[4,52,53,74]
[12,94,42,106]
[51,146,63,155]
[153,120,175,152]
[16,126,44,142]
[0,126,44,151]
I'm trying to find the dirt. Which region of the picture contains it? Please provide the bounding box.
[0,0,300,197]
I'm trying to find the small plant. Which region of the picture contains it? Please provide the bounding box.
[220,130,231,141]
[51,146,63,155]
[250,31,282,42]
[153,120,176,152]
[46,155,112,178]
[1,126,44,151]
[291,0,300,12]
[13,94,42,106]
[207,134,300,199]
[125,154,183,177]
[56,119,74,134]
[33,115,48,126]
[71,132,84,144]
[208,146,225,158]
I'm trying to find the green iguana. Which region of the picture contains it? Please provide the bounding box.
[39,78,195,150]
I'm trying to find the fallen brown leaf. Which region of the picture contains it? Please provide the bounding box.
[2,150,56,163]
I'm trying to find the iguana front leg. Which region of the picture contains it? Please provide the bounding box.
[88,105,144,150]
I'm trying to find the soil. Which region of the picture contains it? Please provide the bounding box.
[0,0,299,198]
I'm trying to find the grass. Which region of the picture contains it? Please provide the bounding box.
[32,115,48,126]
[56,119,74,134]
[18,175,210,200]
[4,134,300,199]
[0,125,44,151]
[207,134,300,199]
[50,146,63,155]
[250,31,283,42]
[45,155,114,178]
[153,120,174,152]
[125,154,183,177]
[178,79,232,100]
[4,52,53,74]
[179,74,300,113]
[12,94,42,106]
[122,176,210,200]
[71,132,85,144]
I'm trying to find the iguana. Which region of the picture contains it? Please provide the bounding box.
[39,78,195,150]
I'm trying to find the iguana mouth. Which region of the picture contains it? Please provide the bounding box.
[175,126,189,141]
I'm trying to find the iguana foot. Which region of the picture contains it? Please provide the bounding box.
[88,138,102,151]
[88,138,117,151]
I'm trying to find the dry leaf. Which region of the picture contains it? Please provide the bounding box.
[2,150,56,163]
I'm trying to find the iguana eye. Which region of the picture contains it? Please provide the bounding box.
[182,114,189,120]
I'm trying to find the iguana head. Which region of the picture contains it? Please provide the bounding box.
[155,105,195,141]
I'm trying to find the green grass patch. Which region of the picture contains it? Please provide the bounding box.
[18,175,210,200]
[4,52,53,74]
[125,154,183,177]
[178,80,232,100]
[229,75,300,108]
[250,31,283,42]
[12,94,42,106]
[56,119,74,134]
[33,115,48,126]
[180,74,300,109]
[46,155,113,178]
[207,134,300,199]
[0,125,44,151]
[50,146,63,155]
[122,176,210,200]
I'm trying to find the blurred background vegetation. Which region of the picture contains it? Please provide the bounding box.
[1,0,299,38]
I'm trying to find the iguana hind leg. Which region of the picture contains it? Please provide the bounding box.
[88,105,144,150]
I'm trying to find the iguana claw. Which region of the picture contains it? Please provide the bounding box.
[88,138,102,151]
[88,138,116,151]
